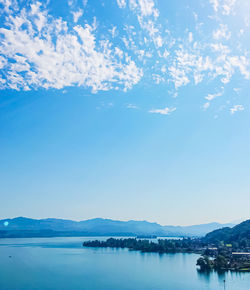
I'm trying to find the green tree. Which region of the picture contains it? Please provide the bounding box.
[196,256,213,271]
[214,255,228,270]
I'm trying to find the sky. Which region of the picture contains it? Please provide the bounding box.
[0,0,250,226]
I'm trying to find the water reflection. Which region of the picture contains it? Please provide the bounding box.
[217,270,226,282]
[197,268,228,280]
[197,268,212,284]
[197,267,250,290]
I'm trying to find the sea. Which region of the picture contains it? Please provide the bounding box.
[0,237,249,290]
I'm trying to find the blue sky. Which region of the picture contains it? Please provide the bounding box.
[0,0,249,225]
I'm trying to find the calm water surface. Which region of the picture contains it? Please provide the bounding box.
[0,237,249,290]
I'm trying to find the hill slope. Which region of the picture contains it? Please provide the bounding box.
[204,219,250,245]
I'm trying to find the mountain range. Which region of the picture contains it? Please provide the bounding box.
[0,217,236,238]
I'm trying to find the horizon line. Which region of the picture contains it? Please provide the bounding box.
[0,216,246,227]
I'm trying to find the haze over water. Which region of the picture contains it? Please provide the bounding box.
[0,237,249,290]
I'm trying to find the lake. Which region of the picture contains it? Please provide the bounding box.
[0,237,249,289]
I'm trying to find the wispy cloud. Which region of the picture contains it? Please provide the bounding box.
[0,1,142,92]
[203,102,210,111]
[210,0,219,12]
[0,0,249,117]
[222,0,236,15]
[230,105,244,114]
[149,107,176,115]
[117,0,126,9]
[72,9,83,23]
[117,0,162,49]
[213,24,231,40]
[205,93,221,101]
[204,90,223,110]
[210,0,236,15]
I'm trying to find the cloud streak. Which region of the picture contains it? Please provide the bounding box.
[149,107,176,115]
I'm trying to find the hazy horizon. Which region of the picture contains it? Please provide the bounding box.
[0,215,247,227]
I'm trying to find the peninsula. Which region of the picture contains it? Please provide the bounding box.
[83,219,250,272]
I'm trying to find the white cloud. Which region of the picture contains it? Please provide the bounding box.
[137,0,159,18]
[228,56,250,79]
[222,0,236,15]
[0,2,142,92]
[194,73,203,85]
[210,0,219,12]
[203,102,210,110]
[169,66,190,89]
[110,26,117,38]
[205,91,223,101]
[162,49,169,59]
[152,73,165,84]
[168,48,214,89]
[0,55,7,69]
[230,105,244,114]
[167,37,250,91]
[188,32,193,43]
[213,24,231,40]
[210,0,236,15]
[149,107,176,115]
[114,47,123,58]
[117,0,126,9]
[0,0,249,116]
[68,0,75,7]
[239,29,244,36]
[137,16,162,48]
[72,9,83,23]
[154,35,163,48]
[126,0,158,17]
[210,43,230,54]
[0,0,14,13]
[203,90,223,111]
[117,0,162,49]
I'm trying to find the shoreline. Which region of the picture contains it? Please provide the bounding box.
[83,237,250,273]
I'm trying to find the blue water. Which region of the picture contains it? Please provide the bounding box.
[0,237,249,290]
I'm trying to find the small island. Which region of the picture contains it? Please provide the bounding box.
[83,220,250,272]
